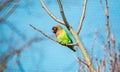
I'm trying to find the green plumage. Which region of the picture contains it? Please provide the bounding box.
[56,29,71,44]
[52,25,76,52]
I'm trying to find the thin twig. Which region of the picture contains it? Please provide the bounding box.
[102,57,107,72]
[111,34,116,72]
[77,57,88,67]
[5,20,26,39]
[96,59,101,72]
[57,0,70,30]
[77,0,87,34]
[105,0,113,71]
[29,24,77,47]
[77,56,89,72]
[16,57,25,72]
[99,0,105,15]
[39,0,65,25]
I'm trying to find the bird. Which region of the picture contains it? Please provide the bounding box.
[52,25,76,52]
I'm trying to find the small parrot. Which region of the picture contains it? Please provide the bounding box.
[52,25,76,52]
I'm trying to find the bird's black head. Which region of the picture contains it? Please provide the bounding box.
[52,27,58,34]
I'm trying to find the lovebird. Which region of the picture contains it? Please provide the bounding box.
[52,25,76,52]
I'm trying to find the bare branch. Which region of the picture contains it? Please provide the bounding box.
[0,37,41,71]
[0,0,11,11]
[104,0,113,71]
[77,0,87,34]
[99,0,105,15]
[104,0,117,71]
[0,0,19,22]
[30,24,58,42]
[39,0,65,25]
[16,58,25,72]
[96,59,101,72]
[5,20,26,39]
[57,0,70,30]
[99,0,112,70]
[111,34,117,72]
[77,57,88,66]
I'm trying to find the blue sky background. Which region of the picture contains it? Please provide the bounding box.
[0,0,120,72]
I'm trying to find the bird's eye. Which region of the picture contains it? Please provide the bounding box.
[54,27,57,31]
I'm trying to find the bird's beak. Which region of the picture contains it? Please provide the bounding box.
[52,28,55,33]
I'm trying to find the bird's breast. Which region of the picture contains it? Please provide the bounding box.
[56,32,60,36]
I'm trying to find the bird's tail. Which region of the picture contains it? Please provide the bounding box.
[67,46,76,52]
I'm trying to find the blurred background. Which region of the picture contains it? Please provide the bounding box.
[0,0,120,72]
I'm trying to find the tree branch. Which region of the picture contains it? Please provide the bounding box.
[77,0,87,34]
[105,0,113,71]
[0,0,19,22]
[77,57,88,67]
[39,0,65,25]
[30,24,58,42]
[111,34,117,72]
[57,0,70,30]
[0,0,11,11]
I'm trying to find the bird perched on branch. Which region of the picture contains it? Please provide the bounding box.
[52,25,76,52]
